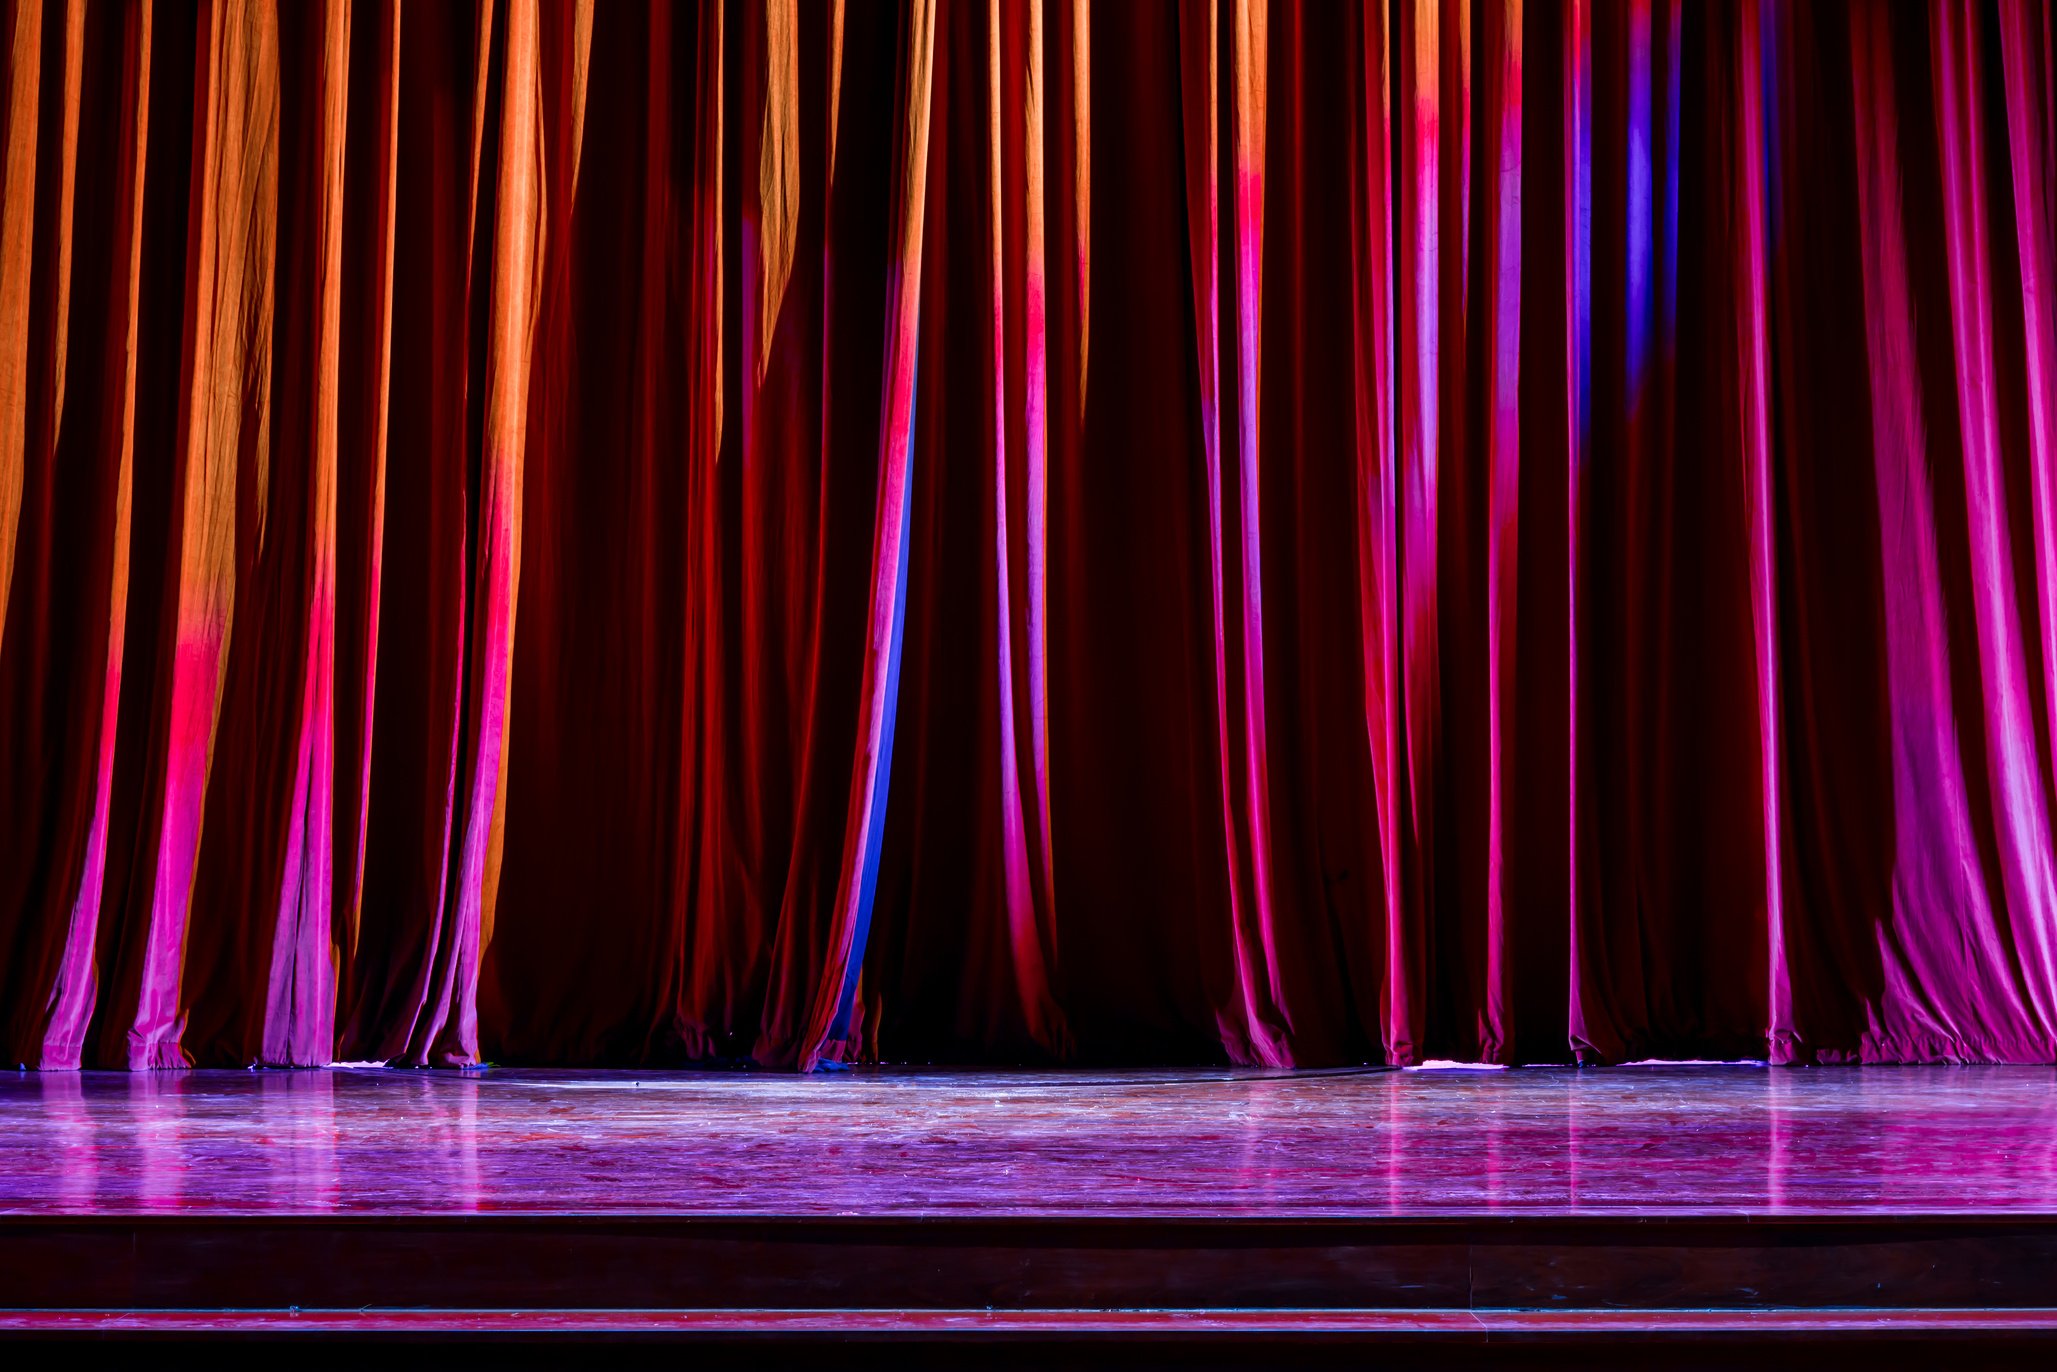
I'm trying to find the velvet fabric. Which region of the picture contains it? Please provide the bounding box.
[2,0,2056,1070]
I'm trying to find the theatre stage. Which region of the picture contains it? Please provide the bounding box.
[2,1065,2055,1362]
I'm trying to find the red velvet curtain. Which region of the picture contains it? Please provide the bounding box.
[2,0,2055,1070]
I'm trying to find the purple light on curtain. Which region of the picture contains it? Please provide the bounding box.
[0,0,2053,1071]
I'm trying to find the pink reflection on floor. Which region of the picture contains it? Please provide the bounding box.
[0,1066,2052,1218]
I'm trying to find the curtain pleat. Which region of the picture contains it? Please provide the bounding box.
[4,0,2057,1070]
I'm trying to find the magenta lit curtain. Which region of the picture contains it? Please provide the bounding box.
[2,0,2056,1071]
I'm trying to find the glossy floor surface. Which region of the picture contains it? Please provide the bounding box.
[1,1066,2053,1217]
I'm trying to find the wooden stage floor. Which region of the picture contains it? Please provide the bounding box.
[4,1063,2057,1216]
[3,1065,2056,1358]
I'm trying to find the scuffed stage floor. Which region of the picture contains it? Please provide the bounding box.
[2,1064,2053,1216]
[4,1066,2057,1358]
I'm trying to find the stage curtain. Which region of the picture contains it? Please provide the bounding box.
[3,0,2057,1070]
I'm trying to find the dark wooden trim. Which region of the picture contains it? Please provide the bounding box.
[8,1306,2057,1335]
[6,1212,2057,1312]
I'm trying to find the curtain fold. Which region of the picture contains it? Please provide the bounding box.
[3,0,2057,1069]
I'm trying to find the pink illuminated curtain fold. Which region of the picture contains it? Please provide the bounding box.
[3,0,2057,1070]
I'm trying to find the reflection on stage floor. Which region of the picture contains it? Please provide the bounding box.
[3,1064,2052,1217]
